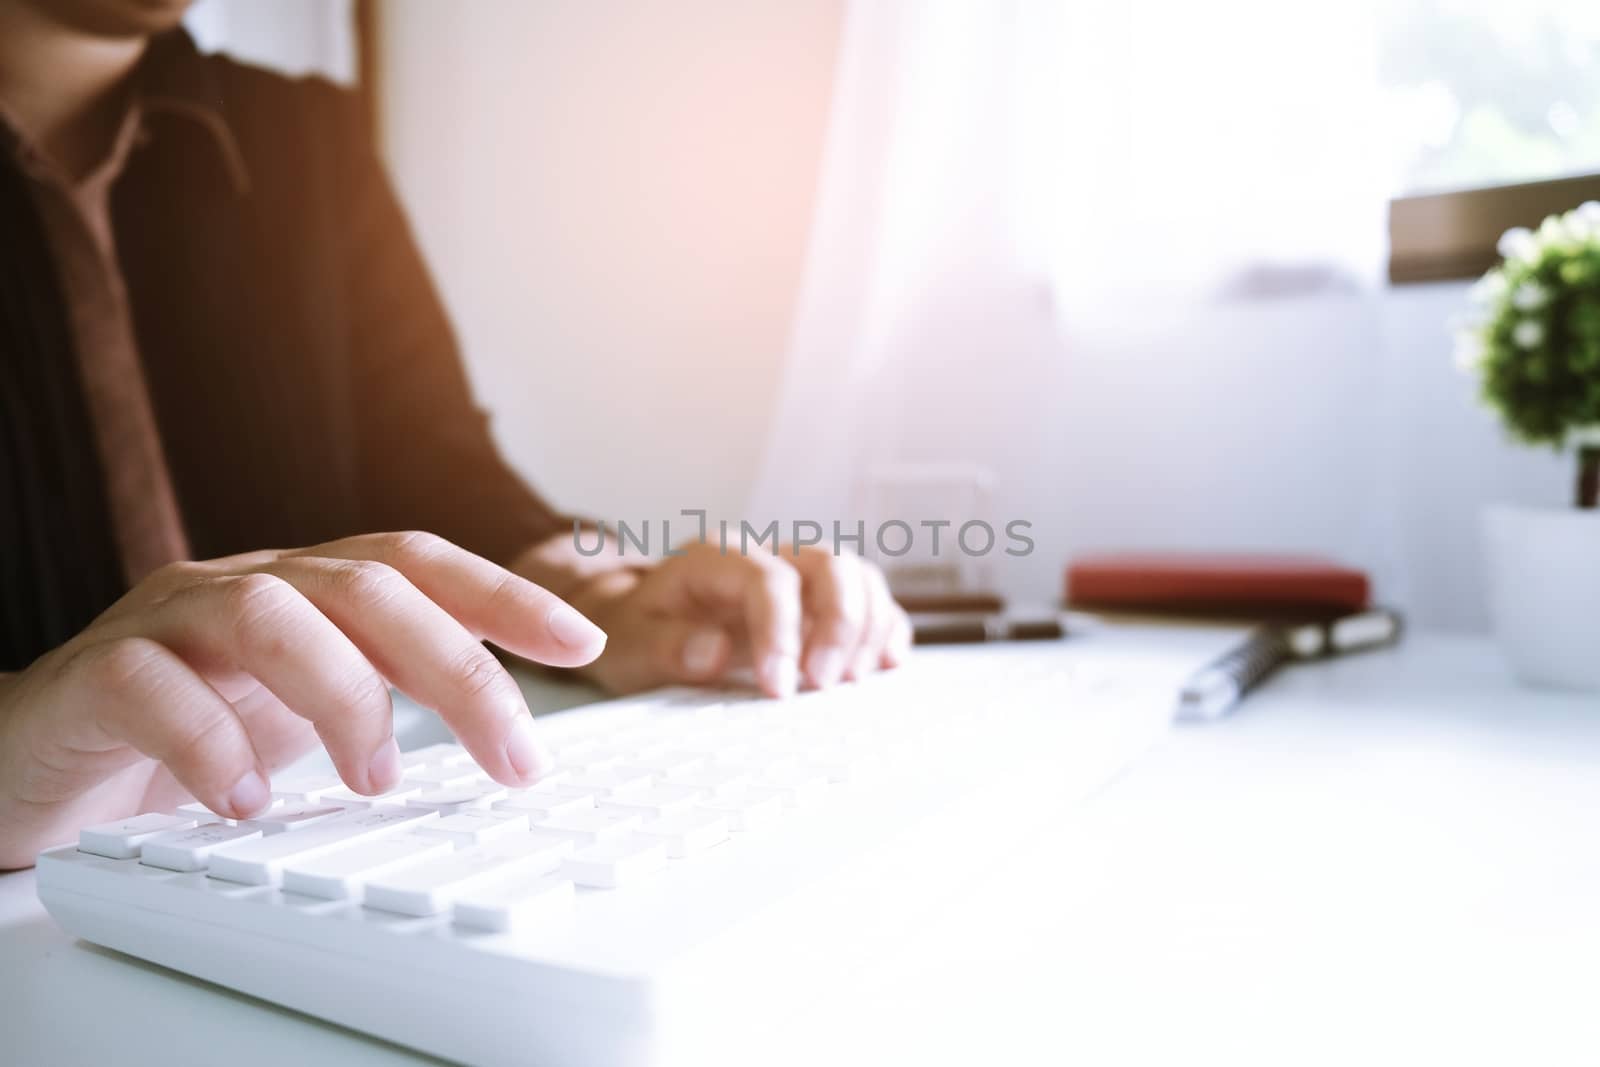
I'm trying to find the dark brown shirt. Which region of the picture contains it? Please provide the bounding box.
[0,98,192,584]
[0,32,567,671]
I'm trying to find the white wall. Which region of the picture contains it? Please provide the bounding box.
[377,2,1567,632]
[831,257,1569,632]
[185,0,356,84]
[378,0,843,525]
[1377,284,1570,630]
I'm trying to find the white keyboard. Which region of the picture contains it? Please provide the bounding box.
[36,646,1182,1067]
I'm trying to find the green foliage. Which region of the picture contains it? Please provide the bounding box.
[1457,203,1600,448]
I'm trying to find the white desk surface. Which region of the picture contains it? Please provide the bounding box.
[3,633,1596,1066]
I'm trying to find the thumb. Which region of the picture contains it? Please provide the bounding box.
[586,614,735,693]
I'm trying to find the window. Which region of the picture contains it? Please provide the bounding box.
[1383,0,1600,282]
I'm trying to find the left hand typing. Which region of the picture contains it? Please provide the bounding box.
[515,537,911,697]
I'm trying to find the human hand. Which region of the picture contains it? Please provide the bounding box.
[516,537,911,698]
[0,531,605,869]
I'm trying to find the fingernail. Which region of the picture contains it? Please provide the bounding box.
[682,629,726,678]
[504,715,550,782]
[808,648,845,688]
[767,654,798,698]
[548,604,607,652]
[367,736,402,793]
[226,770,270,818]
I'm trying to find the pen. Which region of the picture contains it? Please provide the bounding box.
[1176,626,1293,721]
[911,615,1068,645]
[1176,608,1403,721]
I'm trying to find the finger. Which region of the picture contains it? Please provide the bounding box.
[843,572,875,682]
[287,531,606,668]
[863,566,902,673]
[650,545,802,697]
[74,637,271,819]
[229,682,322,774]
[671,623,733,684]
[743,558,802,697]
[789,548,865,689]
[849,565,898,680]
[882,609,913,669]
[258,557,548,788]
[148,572,399,795]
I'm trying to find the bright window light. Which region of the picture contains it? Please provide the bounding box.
[1380,0,1600,195]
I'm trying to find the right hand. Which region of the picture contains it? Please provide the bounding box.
[0,531,607,869]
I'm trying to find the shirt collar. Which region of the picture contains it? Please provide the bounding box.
[136,28,252,195]
[0,29,252,196]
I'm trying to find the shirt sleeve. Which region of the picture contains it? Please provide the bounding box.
[329,85,568,566]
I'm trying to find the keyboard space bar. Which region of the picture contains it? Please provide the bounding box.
[208,807,438,886]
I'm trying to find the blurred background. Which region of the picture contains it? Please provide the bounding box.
[185,0,1600,632]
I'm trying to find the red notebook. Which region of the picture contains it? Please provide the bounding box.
[1065,553,1370,618]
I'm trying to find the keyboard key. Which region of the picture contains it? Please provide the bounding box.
[140,822,263,872]
[319,781,425,808]
[663,766,753,801]
[399,743,473,769]
[756,766,830,807]
[681,735,756,762]
[546,785,620,805]
[269,774,343,802]
[637,687,725,713]
[208,806,438,885]
[554,769,653,799]
[535,767,575,785]
[597,785,705,821]
[795,750,878,783]
[362,831,574,917]
[555,744,630,772]
[242,801,347,834]
[281,830,454,900]
[512,769,574,794]
[175,801,239,824]
[403,765,484,789]
[406,781,507,814]
[616,751,708,777]
[491,791,594,820]
[720,749,798,773]
[636,811,729,857]
[78,813,196,860]
[417,809,530,845]
[453,873,575,932]
[546,739,605,763]
[699,790,784,832]
[747,729,802,753]
[532,809,643,846]
[562,835,668,889]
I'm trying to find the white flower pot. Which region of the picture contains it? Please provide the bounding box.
[1483,505,1600,691]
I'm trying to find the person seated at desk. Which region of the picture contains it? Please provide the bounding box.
[0,0,910,869]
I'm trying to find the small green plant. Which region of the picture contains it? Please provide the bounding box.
[1456,201,1600,509]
